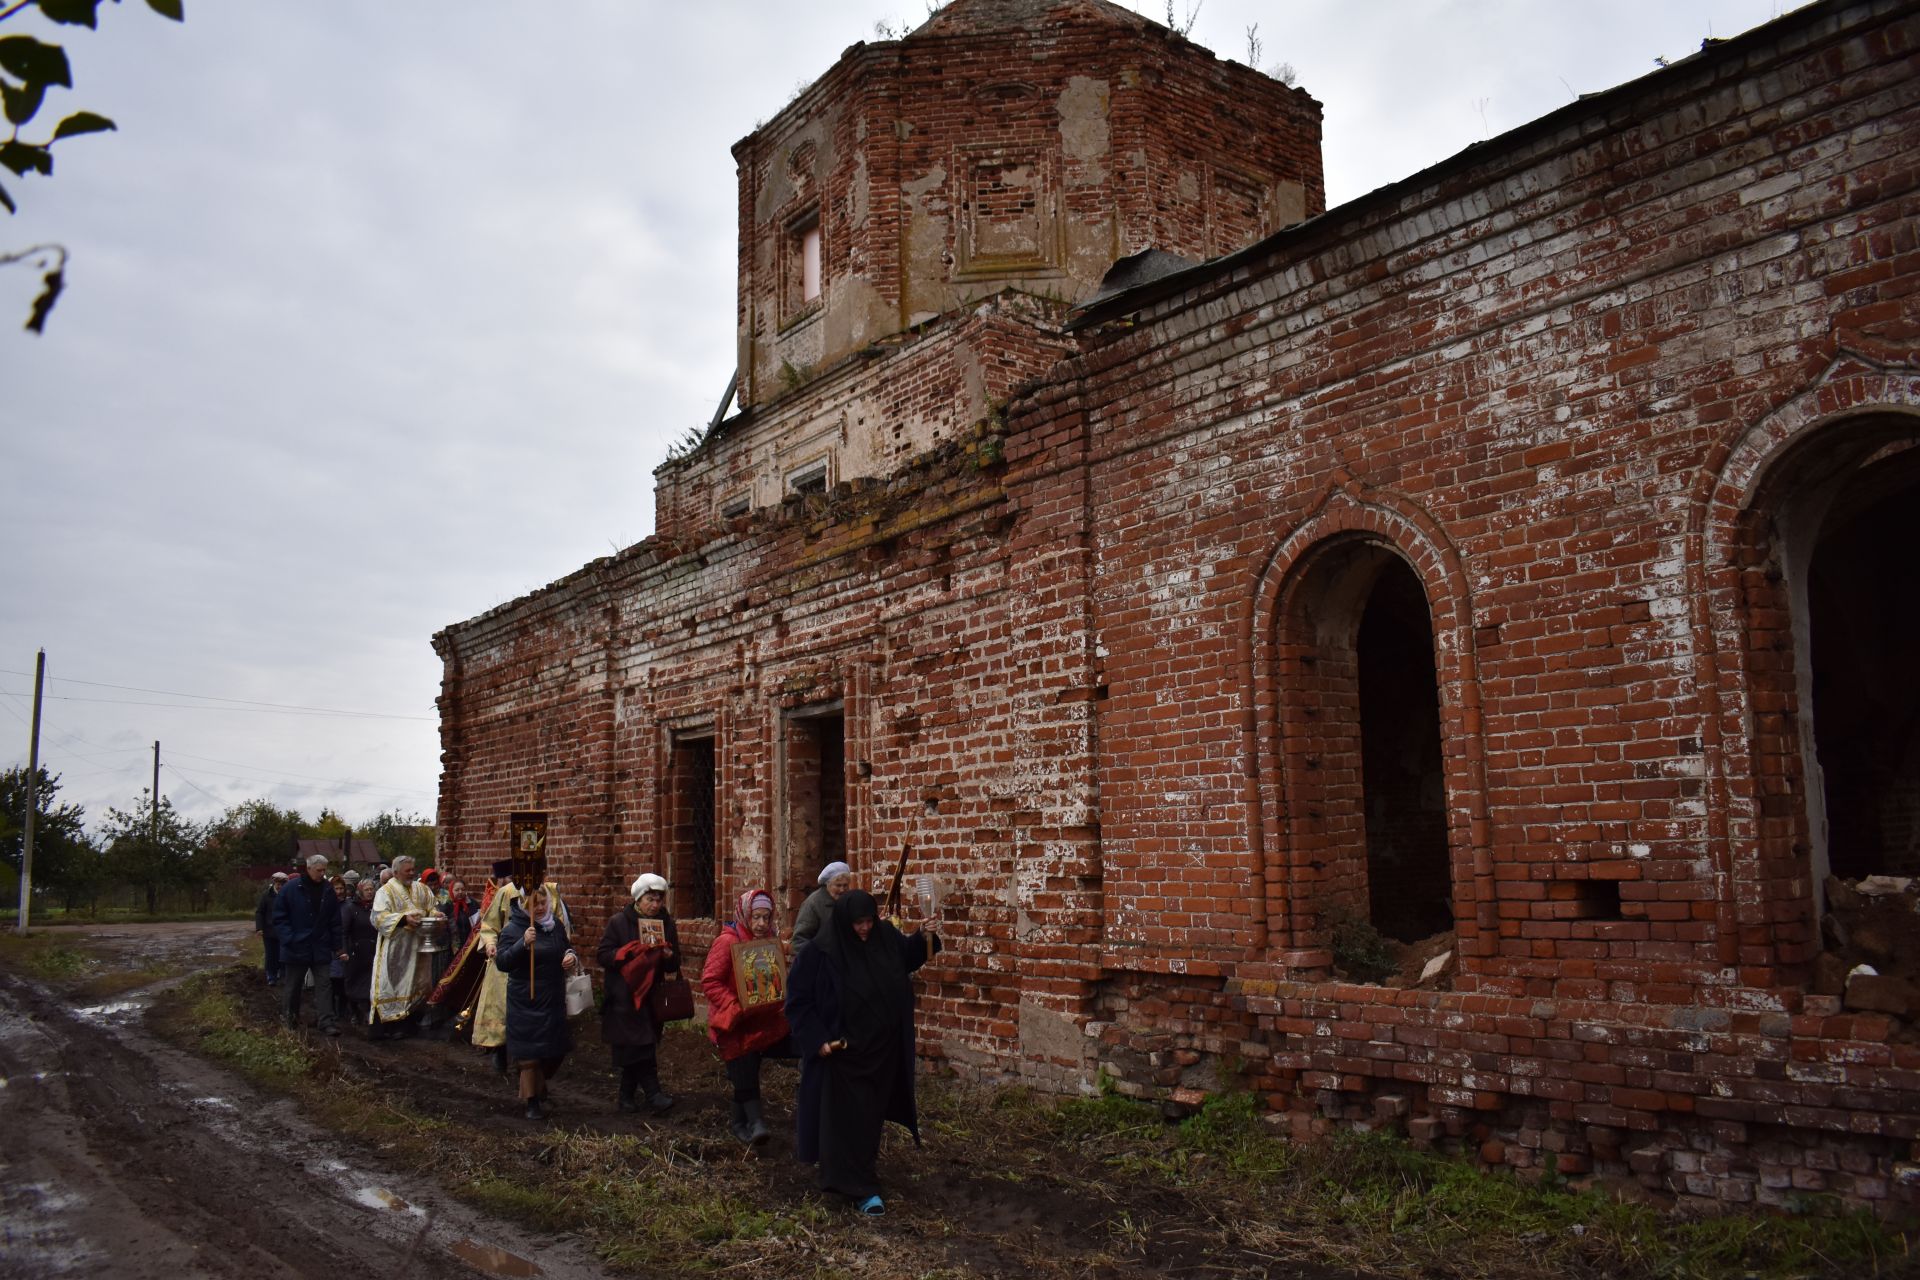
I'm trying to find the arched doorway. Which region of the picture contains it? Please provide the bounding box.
[1802,442,1920,881]
[1357,558,1451,940]
[1273,536,1455,958]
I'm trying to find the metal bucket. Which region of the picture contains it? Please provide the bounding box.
[416,915,449,954]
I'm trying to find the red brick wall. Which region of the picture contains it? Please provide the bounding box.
[440,0,1920,1209]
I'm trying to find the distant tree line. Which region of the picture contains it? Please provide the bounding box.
[0,765,434,915]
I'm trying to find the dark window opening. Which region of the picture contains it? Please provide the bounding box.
[1554,879,1623,922]
[669,735,717,920]
[788,461,828,496]
[1357,558,1452,943]
[783,710,846,914]
[1808,450,1920,880]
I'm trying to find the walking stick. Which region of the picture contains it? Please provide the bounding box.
[508,811,548,1002]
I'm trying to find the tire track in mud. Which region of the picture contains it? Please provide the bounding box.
[0,966,601,1280]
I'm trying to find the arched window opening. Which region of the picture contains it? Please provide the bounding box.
[1357,558,1451,942]
[1272,534,1459,979]
[1804,442,1920,882]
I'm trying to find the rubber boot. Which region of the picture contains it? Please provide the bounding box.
[741,1098,770,1147]
[642,1071,674,1114]
[617,1065,641,1113]
[728,1101,753,1145]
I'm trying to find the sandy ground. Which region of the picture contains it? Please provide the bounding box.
[0,921,602,1280]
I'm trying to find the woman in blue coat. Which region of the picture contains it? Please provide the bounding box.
[784,889,940,1215]
[493,886,581,1120]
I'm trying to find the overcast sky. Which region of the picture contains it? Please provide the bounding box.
[2,0,1792,833]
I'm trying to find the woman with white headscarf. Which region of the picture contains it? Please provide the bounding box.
[791,860,853,950]
[596,872,681,1113]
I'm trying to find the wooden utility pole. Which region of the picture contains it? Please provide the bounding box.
[151,740,160,840]
[15,649,44,933]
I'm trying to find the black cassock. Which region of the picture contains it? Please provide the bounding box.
[784,890,939,1199]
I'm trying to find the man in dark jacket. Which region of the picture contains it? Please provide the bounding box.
[253,872,287,986]
[272,853,346,1035]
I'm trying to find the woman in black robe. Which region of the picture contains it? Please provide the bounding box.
[784,889,940,1215]
[342,878,380,1031]
[494,886,581,1120]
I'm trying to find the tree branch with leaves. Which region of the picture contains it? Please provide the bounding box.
[1,0,183,331]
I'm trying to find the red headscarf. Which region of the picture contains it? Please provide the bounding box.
[734,887,776,939]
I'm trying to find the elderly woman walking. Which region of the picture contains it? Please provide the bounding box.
[701,888,794,1147]
[342,877,380,1031]
[493,885,581,1120]
[790,861,853,949]
[597,873,682,1114]
[785,889,940,1216]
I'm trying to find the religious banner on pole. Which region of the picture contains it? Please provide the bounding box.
[508,811,548,892]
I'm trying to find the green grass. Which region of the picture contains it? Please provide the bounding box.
[1033,1092,1912,1280]
[0,931,91,979]
[462,1176,577,1232]
[22,943,89,978]
[30,909,254,925]
[72,964,176,1001]
[169,969,315,1082]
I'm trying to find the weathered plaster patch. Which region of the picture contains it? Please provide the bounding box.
[1020,999,1091,1065]
[1057,76,1110,185]
[850,148,870,229]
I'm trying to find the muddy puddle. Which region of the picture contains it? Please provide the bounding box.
[449,1239,544,1276]
[73,999,146,1021]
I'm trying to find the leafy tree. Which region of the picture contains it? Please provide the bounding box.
[0,764,98,909]
[99,787,202,913]
[307,807,351,840]
[204,797,303,871]
[1,0,185,331]
[357,809,436,869]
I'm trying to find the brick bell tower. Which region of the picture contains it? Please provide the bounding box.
[665,0,1323,525]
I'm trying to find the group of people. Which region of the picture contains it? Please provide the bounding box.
[252,854,940,1215]
[252,855,478,1038]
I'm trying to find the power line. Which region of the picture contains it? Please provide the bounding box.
[0,668,435,722]
[0,695,174,772]
[0,688,435,722]
[1,678,436,811]
[164,747,436,793]
[157,758,434,806]
[163,763,228,807]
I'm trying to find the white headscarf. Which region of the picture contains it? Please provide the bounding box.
[631,872,668,901]
[817,861,852,887]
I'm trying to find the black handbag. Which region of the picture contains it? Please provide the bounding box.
[648,974,695,1024]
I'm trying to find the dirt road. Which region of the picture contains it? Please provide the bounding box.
[0,922,600,1280]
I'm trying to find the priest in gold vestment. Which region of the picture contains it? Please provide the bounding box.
[370,855,440,1036]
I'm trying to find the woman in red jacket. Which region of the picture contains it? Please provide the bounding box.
[701,888,794,1147]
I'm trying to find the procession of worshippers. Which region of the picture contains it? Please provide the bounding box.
[252,854,941,1215]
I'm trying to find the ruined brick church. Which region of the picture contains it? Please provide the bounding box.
[436,0,1920,1208]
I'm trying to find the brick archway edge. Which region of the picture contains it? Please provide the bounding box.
[1687,360,1920,968]
[1240,472,1493,960]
